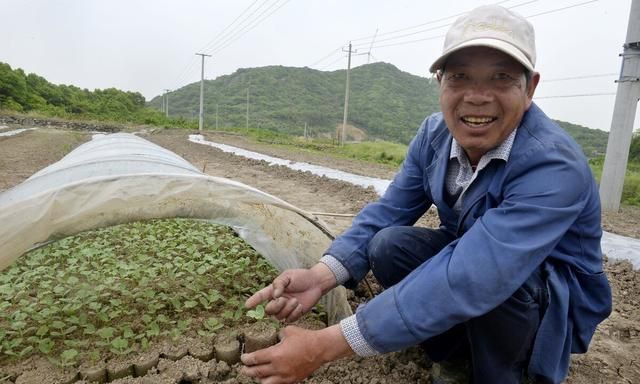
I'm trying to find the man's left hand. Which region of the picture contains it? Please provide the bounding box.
[241,325,354,384]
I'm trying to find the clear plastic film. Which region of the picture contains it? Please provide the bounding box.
[0,133,352,324]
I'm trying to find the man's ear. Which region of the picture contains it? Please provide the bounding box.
[527,72,541,99]
[435,70,443,84]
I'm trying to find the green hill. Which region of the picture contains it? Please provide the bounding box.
[149,63,440,144]
[150,63,611,156]
[0,60,616,158]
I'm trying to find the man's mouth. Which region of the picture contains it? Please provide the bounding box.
[461,116,497,126]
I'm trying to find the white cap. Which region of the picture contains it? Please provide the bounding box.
[429,5,536,73]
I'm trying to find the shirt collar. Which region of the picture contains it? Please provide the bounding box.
[449,128,518,163]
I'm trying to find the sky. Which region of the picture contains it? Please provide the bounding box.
[0,0,637,132]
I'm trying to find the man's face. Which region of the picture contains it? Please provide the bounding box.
[438,47,539,164]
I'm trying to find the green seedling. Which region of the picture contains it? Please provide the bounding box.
[246,304,266,320]
[0,218,310,369]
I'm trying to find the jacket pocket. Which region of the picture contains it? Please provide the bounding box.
[569,269,612,353]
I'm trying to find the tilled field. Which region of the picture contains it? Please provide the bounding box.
[0,125,638,383]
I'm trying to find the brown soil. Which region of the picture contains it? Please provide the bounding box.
[0,125,638,383]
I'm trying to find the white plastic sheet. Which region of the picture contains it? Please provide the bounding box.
[189,136,640,269]
[0,133,352,324]
[0,128,35,137]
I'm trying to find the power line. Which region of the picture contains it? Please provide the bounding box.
[199,0,267,54]
[169,0,291,92]
[319,54,346,70]
[542,73,618,82]
[526,0,599,18]
[309,46,343,67]
[207,0,291,56]
[349,0,516,44]
[534,92,616,99]
[351,22,450,48]
[172,57,200,90]
[350,0,537,49]
[349,0,599,52]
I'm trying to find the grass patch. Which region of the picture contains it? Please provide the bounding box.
[590,158,640,206]
[0,219,284,368]
[215,126,407,167]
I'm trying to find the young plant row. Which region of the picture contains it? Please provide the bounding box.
[0,219,277,368]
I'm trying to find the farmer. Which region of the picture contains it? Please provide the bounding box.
[242,4,612,384]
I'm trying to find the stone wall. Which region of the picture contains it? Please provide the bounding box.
[0,115,122,132]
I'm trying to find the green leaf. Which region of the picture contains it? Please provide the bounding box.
[50,320,66,329]
[111,337,128,350]
[96,327,115,340]
[61,348,79,363]
[38,338,54,354]
[246,304,266,320]
[146,322,160,337]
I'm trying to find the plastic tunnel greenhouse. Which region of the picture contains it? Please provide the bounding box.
[0,133,352,324]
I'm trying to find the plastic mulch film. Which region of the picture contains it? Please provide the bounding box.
[0,133,352,324]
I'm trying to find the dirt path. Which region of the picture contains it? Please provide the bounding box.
[0,126,638,383]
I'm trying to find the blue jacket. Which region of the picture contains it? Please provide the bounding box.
[325,104,612,383]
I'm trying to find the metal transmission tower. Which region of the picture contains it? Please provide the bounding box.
[600,0,640,212]
[367,28,378,64]
[195,53,212,132]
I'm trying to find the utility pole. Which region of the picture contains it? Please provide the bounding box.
[215,104,219,130]
[304,122,308,140]
[160,92,165,113]
[195,53,211,132]
[600,0,640,212]
[246,87,250,131]
[340,42,355,145]
[163,89,171,117]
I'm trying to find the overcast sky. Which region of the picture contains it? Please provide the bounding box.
[1,0,637,132]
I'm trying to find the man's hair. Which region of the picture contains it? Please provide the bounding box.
[524,69,533,87]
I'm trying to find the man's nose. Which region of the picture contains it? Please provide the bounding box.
[463,81,494,104]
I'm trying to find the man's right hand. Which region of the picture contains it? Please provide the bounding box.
[245,263,337,323]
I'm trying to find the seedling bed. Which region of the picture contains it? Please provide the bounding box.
[0,218,322,382]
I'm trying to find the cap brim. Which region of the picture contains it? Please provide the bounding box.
[429,38,535,73]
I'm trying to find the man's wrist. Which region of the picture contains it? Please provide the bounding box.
[319,255,350,285]
[309,262,339,295]
[339,315,379,357]
[316,324,355,363]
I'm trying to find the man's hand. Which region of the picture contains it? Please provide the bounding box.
[241,325,354,384]
[245,263,337,323]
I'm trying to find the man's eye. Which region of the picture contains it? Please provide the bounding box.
[494,73,515,81]
[447,73,467,81]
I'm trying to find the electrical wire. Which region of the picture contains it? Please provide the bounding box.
[542,73,618,82]
[534,92,616,99]
[308,46,344,67]
[319,54,346,71]
[526,0,599,18]
[352,1,600,52]
[199,0,269,54]
[349,0,517,43]
[207,0,291,56]
[351,0,538,49]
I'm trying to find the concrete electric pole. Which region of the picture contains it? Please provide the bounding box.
[246,87,250,131]
[163,89,170,117]
[600,0,640,212]
[340,42,355,145]
[195,53,212,132]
